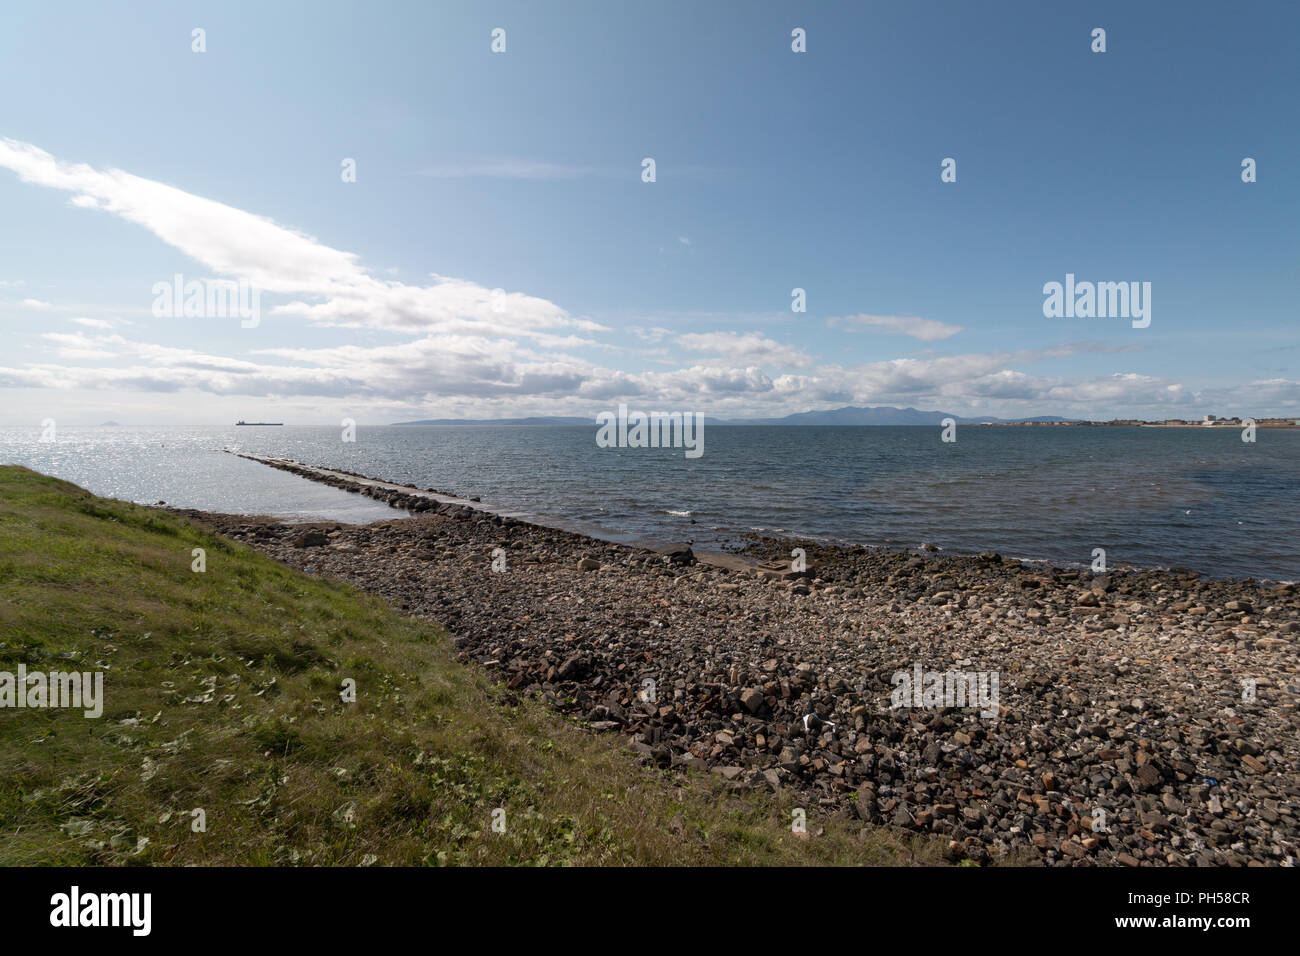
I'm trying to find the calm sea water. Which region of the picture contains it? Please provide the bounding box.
[1,425,1296,581]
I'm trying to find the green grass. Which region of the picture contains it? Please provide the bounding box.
[0,465,944,866]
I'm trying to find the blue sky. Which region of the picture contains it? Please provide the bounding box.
[1,0,1297,425]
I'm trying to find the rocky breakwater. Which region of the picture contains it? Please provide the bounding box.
[228,453,482,517]
[187,464,1300,866]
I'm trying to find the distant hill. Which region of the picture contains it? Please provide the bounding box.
[731,406,1070,425]
[392,406,1071,427]
[392,416,591,426]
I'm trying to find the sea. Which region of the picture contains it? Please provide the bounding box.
[1,424,1296,581]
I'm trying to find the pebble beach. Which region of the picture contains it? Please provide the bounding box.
[174,456,1300,866]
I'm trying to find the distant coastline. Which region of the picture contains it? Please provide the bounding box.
[390,405,1299,428]
[977,417,1299,428]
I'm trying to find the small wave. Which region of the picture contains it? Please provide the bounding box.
[665,509,693,517]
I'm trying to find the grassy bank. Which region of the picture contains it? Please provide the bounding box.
[0,466,942,866]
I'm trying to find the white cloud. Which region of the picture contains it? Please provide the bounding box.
[39,331,124,360]
[828,313,964,342]
[21,298,54,309]
[626,325,671,343]
[0,137,596,340]
[677,331,815,368]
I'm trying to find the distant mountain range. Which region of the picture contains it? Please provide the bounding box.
[392,406,1071,427]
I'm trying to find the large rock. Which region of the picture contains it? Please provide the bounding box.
[557,656,592,681]
[291,529,330,548]
[664,546,696,566]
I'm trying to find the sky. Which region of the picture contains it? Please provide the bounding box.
[1,0,1297,426]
